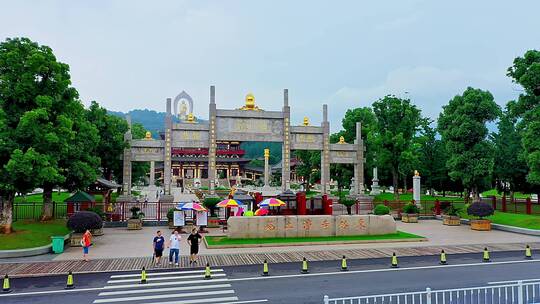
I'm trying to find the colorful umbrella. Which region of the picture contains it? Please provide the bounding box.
[177,202,207,212]
[258,198,286,207]
[216,199,240,208]
[254,208,269,216]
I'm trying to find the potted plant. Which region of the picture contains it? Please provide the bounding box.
[373,204,391,215]
[67,211,103,246]
[401,202,420,223]
[442,204,461,226]
[85,207,106,235]
[467,202,494,231]
[167,208,176,229]
[203,197,222,228]
[127,206,145,230]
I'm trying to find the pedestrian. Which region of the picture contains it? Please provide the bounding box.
[153,230,165,265]
[168,230,181,266]
[81,229,92,262]
[187,227,202,266]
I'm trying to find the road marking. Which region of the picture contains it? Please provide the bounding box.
[107,273,226,283]
[93,289,235,303]
[488,278,540,285]
[226,259,540,282]
[211,300,269,304]
[143,297,239,304]
[109,269,224,279]
[103,278,230,289]
[98,283,232,296]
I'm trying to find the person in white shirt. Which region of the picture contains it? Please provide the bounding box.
[168,230,181,266]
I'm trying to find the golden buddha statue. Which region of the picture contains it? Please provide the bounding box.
[239,93,261,111]
[186,113,195,123]
[303,117,309,126]
[144,131,152,140]
[414,170,420,176]
[338,136,346,144]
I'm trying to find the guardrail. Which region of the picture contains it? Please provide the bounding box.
[324,280,539,304]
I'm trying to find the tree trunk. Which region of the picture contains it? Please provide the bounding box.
[346,205,352,215]
[392,168,399,200]
[41,184,54,221]
[509,191,515,205]
[0,193,14,234]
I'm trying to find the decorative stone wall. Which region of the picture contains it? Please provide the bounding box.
[227,215,396,239]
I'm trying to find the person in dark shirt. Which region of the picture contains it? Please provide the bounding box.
[153,230,165,265]
[187,227,202,265]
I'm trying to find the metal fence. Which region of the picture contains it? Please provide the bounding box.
[324,280,539,304]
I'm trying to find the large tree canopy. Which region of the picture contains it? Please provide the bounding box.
[371,95,426,199]
[438,87,500,202]
[507,50,540,185]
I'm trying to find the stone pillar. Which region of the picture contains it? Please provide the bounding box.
[208,86,217,195]
[163,98,173,195]
[413,172,421,206]
[354,122,365,195]
[321,104,330,194]
[263,148,270,188]
[149,161,155,186]
[121,115,133,196]
[282,89,291,191]
[370,167,381,195]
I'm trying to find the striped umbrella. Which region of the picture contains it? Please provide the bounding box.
[216,199,241,208]
[258,198,286,207]
[177,202,207,212]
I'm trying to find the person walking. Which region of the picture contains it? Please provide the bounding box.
[168,230,181,266]
[187,227,202,266]
[153,230,165,265]
[81,229,92,262]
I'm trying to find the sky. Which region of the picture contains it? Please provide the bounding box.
[1,0,539,132]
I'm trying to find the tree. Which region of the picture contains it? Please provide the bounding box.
[507,50,540,185]
[371,95,426,199]
[294,150,321,191]
[491,107,529,201]
[438,87,500,203]
[417,124,448,195]
[131,122,150,185]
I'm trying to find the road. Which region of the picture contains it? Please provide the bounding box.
[1,250,539,304]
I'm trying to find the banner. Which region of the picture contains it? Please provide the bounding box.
[196,211,208,226]
[173,211,185,226]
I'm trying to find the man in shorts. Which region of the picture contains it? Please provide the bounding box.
[168,230,181,266]
[187,227,202,265]
[153,230,165,265]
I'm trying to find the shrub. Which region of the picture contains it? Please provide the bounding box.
[467,202,494,219]
[166,208,176,221]
[129,206,145,219]
[402,203,420,214]
[86,207,105,219]
[444,205,461,217]
[67,211,103,233]
[373,204,390,215]
[203,197,222,216]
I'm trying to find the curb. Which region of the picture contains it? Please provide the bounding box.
[205,237,427,249]
[0,233,71,259]
[435,216,540,236]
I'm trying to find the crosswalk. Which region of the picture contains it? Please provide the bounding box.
[93,268,254,304]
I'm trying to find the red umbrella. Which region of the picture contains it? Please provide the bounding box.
[254,208,269,216]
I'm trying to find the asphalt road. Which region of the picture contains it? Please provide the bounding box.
[1,250,539,304]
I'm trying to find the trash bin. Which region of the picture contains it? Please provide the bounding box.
[51,236,65,254]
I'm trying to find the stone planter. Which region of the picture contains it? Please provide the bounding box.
[401,213,418,223]
[442,215,461,226]
[90,227,104,236]
[70,233,83,247]
[470,219,491,231]
[127,218,143,230]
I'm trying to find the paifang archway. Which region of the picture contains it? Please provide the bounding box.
[119,86,365,202]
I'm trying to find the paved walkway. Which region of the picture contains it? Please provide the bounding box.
[1,220,539,277]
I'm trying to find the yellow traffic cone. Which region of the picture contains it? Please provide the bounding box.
[440,250,447,265]
[526,245,533,259]
[140,267,147,284]
[341,255,348,271]
[65,271,74,289]
[204,263,212,280]
[2,274,11,294]
[483,247,490,262]
[391,252,398,268]
[262,260,269,276]
[301,257,309,274]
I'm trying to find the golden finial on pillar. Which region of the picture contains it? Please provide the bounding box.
[303,117,310,126]
[338,136,346,144]
[144,131,152,140]
[264,148,270,159]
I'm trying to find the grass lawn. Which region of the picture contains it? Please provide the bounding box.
[373,193,465,202]
[481,189,531,199]
[0,220,70,250]
[205,231,424,246]
[461,211,540,230]
[14,192,72,204]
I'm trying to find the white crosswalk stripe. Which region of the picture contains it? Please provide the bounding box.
[94,269,240,304]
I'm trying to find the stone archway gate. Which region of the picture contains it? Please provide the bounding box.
[119,86,365,202]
